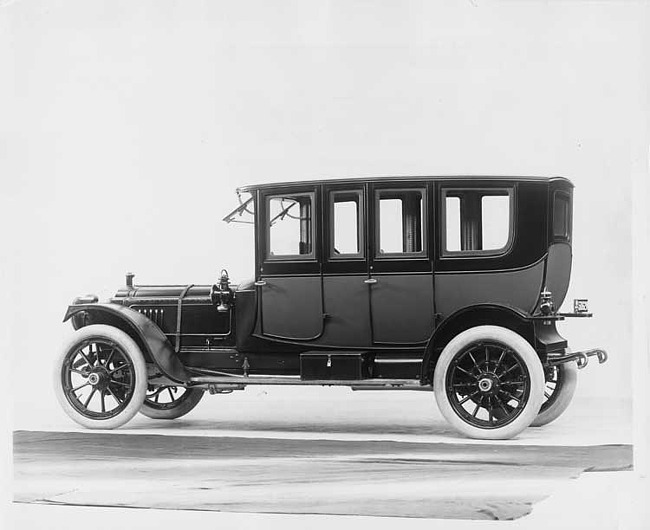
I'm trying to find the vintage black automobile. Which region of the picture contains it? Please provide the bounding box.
[54,176,608,439]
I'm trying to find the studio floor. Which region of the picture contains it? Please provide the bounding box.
[9,388,646,529]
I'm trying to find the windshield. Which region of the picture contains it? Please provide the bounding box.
[223,191,254,224]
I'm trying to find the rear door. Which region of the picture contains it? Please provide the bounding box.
[320,184,372,346]
[367,182,435,345]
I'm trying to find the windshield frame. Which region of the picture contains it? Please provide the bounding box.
[223,191,255,224]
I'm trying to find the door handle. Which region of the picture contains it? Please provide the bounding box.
[364,278,378,285]
[254,280,267,287]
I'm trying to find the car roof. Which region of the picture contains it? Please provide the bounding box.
[238,175,573,193]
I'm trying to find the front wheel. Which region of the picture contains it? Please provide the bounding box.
[433,325,545,440]
[139,385,204,420]
[53,324,148,429]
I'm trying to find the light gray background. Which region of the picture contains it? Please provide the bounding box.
[1,0,649,526]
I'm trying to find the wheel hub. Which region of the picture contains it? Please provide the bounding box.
[478,377,493,392]
[476,373,501,396]
[87,367,110,390]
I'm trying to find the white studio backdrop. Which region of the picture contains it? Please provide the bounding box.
[2,1,648,425]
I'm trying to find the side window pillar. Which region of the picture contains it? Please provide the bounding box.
[298,198,312,255]
[402,192,422,253]
[460,192,482,251]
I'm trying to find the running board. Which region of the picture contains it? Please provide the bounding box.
[189,375,425,389]
[350,384,432,391]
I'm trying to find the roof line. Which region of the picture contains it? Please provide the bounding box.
[238,175,573,192]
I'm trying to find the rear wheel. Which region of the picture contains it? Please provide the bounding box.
[433,325,545,440]
[139,385,204,420]
[531,362,578,427]
[54,325,147,429]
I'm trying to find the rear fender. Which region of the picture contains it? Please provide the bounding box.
[64,303,189,384]
[420,304,539,385]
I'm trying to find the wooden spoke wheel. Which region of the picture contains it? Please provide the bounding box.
[434,326,545,440]
[139,385,204,420]
[531,361,578,427]
[54,325,147,429]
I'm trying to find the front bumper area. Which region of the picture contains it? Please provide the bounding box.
[547,348,608,369]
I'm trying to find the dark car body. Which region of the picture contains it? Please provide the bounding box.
[65,176,581,388]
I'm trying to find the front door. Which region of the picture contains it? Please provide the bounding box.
[367,183,435,345]
[256,187,324,340]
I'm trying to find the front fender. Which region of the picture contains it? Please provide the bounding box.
[64,303,189,384]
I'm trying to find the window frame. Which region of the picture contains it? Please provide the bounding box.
[440,186,515,259]
[328,189,365,260]
[373,187,428,260]
[264,191,317,262]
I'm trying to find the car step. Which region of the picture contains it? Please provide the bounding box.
[189,375,425,389]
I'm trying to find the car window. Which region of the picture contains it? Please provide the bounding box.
[267,193,314,258]
[444,189,512,254]
[376,189,425,255]
[553,192,571,240]
[481,195,510,250]
[445,196,462,251]
[330,191,363,257]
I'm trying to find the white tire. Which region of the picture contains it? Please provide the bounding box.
[53,324,148,429]
[433,325,545,440]
[531,362,578,427]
